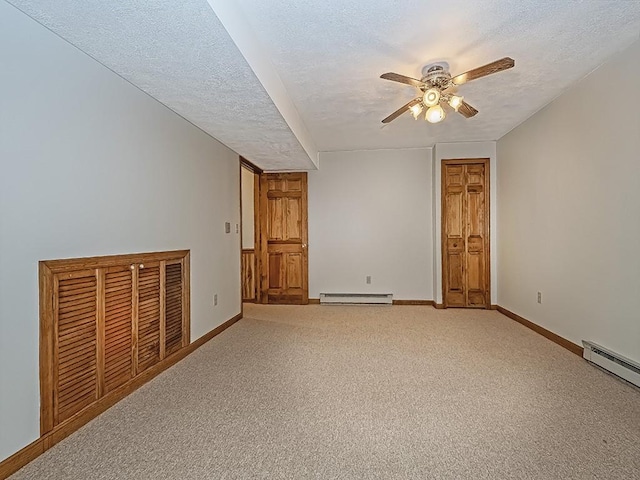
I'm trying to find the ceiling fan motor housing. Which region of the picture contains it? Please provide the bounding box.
[420,65,452,91]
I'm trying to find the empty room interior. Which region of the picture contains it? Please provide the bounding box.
[1,0,640,478]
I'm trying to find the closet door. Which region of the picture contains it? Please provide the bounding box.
[102,265,134,393]
[136,262,161,373]
[54,269,98,424]
[442,159,490,308]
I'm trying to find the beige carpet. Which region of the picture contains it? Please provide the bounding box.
[11,305,640,479]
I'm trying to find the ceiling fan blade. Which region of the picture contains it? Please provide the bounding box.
[457,101,479,118]
[451,57,515,85]
[380,72,425,88]
[382,98,422,123]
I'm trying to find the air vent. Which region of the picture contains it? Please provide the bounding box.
[319,293,393,305]
[583,341,640,388]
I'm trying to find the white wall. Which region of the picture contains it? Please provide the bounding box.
[497,40,640,362]
[0,3,241,461]
[308,148,433,300]
[241,167,255,249]
[433,142,498,305]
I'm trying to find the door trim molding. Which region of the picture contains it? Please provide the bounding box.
[441,158,491,309]
[240,156,263,174]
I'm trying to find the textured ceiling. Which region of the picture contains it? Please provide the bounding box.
[234,0,640,152]
[7,0,640,169]
[7,0,317,170]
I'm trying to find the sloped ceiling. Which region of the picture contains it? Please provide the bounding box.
[6,0,318,170]
[7,0,640,170]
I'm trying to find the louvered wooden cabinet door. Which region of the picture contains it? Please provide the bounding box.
[103,265,134,393]
[136,262,161,373]
[54,269,98,424]
[164,260,185,356]
[40,250,190,435]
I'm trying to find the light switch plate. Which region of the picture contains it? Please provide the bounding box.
[225,222,231,233]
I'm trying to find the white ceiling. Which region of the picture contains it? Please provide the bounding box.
[7,0,640,170]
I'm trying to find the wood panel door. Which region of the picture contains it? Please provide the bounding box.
[259,172,308,304]
[241,249,257,302]
[442,159,490,308]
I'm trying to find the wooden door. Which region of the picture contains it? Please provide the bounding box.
[241,250,257,302]
[259,172,308,304]
[52,269,99,424]
[442,159,490,308]
[163,259,188,357]
[135,261,161,373]
[102,264,134,394]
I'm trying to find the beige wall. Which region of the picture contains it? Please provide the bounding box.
[497,40,640,362]
[0,4,241,461]
[309,148,433,300]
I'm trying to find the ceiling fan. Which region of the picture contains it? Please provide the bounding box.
[380,57,515,124]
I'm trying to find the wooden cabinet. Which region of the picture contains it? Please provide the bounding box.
[39,250,190,434]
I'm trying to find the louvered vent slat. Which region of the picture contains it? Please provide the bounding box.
[165,263,183,354]
[137,265,160,372]
[104,267,133,393]
[56,273,97,423]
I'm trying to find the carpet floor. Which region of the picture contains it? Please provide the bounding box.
[10,304,640,479]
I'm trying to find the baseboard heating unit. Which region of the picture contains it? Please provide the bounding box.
[319,293,393,305]
[582,341,640,388]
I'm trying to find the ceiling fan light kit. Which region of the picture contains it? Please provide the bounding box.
[380,57,515,124]
[426,104,446,123]
[410,103,423,119]
[448,95,464,111]
[423,88,440,107]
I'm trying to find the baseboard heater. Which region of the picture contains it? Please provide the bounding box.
[582,341,640,388]
[319,293,393,305]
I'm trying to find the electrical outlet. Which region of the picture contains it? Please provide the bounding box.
[366,276,372,284]
[537,292,542,304]
[214,294,218,306]
[235,224,239,233]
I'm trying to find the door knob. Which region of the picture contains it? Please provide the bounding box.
[302,243,307,248]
